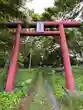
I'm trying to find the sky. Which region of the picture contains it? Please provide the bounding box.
[27,0,54,14]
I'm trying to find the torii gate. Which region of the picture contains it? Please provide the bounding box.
[0,20,81,92]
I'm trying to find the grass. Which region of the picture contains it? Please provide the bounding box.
[0,69,38,110]
[0,66,83,110]
[42,66,83,110]
[29,73,53,110]
[42,66,83,98]
[15,69,37,89]
[61,95,83,110]
[0,68,8,89]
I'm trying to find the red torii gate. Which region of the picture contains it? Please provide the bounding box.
[0,20,81,92]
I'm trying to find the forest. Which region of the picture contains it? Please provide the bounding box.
[0,0,83,110]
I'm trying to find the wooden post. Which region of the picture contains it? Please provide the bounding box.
[59,23,76,91]
[5,24,22,92]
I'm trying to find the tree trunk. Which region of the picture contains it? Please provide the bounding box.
[29,51,32,70]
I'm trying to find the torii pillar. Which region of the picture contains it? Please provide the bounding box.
[59,23,76,91]
[5,24,22,92]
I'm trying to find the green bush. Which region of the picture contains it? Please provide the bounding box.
[0,69,8,89]
[0,91,22,110]
[44,67,83,110]
[61,95,83,110]
[0,69,38,110]
[0,67,83,110]
[0,83,29,110]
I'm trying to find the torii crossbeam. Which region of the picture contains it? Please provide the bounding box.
[0,20,81,92]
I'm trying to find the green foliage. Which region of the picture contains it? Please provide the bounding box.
[0,91,22,110]
[0,69,38,110]
[30,0,83,67]
[0,0,20,21]
[61,95,83,110]
[54,0,79,12]
[0,69,8,89]
[0,67,83,109]
[32,13,40,21]
[0,0,82,68]
[0,0,33,68]
[43,69,65,100]
[29,72,52,110]
[43,66,83,100]
[42,67,83,110]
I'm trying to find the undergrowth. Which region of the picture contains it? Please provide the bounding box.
[0,67,83,110]
[0,69,38,110]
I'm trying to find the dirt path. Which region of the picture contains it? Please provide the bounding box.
[18,86,35,110]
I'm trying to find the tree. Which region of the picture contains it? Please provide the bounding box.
[31,0,83,66]
[0,0,33,68]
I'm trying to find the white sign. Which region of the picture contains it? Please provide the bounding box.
[36,22,44,32]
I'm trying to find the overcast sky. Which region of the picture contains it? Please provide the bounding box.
[27,0,54,14]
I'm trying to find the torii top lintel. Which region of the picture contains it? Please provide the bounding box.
[0,20,81,28]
